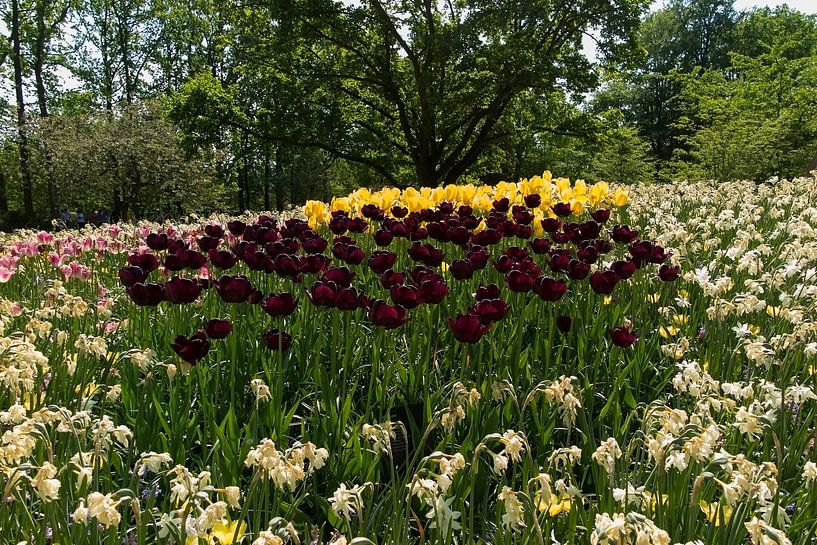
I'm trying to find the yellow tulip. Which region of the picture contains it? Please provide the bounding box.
[659,326,679,339]
[699,499,733,527]
[23,391,44,411]
[537,493,571,516]
[211,520,247,544]
[612,188,629,207]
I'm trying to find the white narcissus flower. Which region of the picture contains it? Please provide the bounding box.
[252,531,284,545]
[86,492,121,528]
[223,486,241,508]
[498,486,525,530]
[31,462,61,502]
[803,461,817,484]
[329,483,367,522]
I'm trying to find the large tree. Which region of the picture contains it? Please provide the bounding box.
[173,0,646,187]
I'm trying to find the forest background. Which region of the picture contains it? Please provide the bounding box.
[1,0,815,228]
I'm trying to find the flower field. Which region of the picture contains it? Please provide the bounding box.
[1,173,816,545]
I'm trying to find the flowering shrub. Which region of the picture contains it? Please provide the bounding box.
[0,174,815,545]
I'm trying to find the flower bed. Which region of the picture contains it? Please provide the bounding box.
[0,174,815,545]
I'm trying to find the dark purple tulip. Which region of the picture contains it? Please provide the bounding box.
[593,239,614,254]
[390,284,423,309]
[450,259,475,280]
[449,226,471,246]
[216,275,254,303]
[302,235,328,254]
[262,293,298,317]
[307,280,338,307]
[473,229,503,246]
[492,198,510,212]
[197,236,220,252]
[410,266,435,284]
[127,283,165,306]
[552,203,572,217]
[610,326,638,348]
[472,298,509,323]
[578,221,602,240]
[227,220,246,236]
[244,251,271,272]
[448,313,492,343]
[335,287,360,311]
[205,224,225,239]
[274,254,303,277]
[533,276,568,301]
[172,331,210,364]
[438,201,454,214]
[347,218,369,233]
[328,216,348,235]
[389,222,408,238]
[167,239,188,254]
[368,251,397,274]
[628,241,653,262]
[567,260,590,280]
[648,245,670,264]
[541,218,562,233]
[119,266,147,287]
[302,254,330,274]
[419,278,449,304]
[555,315,572,333]
[368,300,409,329]
[658,264,680,281]
[476,284,501,301]
[505,270,534,292]
[611,225,639,244]
[577,245,599,264]
[591,209,611,223]
[324,266,355,287]
[589,270,620,295]
[549,250,572,273]
[493,255,515,274]
[164,277,202,304]
[145,233,169,251]
[164,252,184,271]
[263,330,292,351]
[361,204,384,220]
[427,222,450,242]
[530,238,551,254]
[205,319,232,339]
[610,260,637,280]
[512,207,533,226]
[524,194,542,208]
[378,269,404,289]
[374,229,394,246]
[391,205,408,218]
[180,249,208,270]
[128,253,160,273]
[208,249,238,270]
[551,232,571,244]
[466,248,490,269]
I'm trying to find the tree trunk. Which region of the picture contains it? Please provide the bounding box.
[112,188,122,222]
[34,5,59,221]
[0,170,8,213]
[116,2,134,105]
[12,0,35,221]
[263,147,271,211]
[274,146,284,212]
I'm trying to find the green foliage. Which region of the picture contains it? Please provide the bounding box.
[34,102,223,219]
